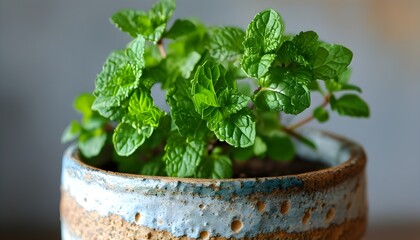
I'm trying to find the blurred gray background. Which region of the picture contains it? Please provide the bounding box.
[1,0,419,239]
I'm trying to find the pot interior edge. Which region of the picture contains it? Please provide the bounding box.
[295,129,355,167]
[65,129,364,183]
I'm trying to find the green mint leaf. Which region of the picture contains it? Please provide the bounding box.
[93,37,145,120]
[313,106,329,123]
[167,20,208,56]
[340,83,362,93]
[61,120,82,143]
[307,79,321,91]
[191,60,235,121]
[243,9,284,54]
[325,79,342,92]
[324,69,361,93]
[209,27,245,61]
[212,110,256,148]
[254,68,311,114]
[93,47,143,115]
[92,96,128,121]
[231,146,254,161]
[125,36,146,68]
[232,135,267,159]
[140,156,167,176]
[163,132,205,177]
[167,80,208,139]
[74,93,95,117]
[265,131,295,161]
[73,93,107,129]
[276,41,308,67]
[177,51,202,79]
[277,31,319,68]
[253,136,268,156]
[160,20,209,88]
[111,10,148,38]
[150,0,176,25]
[82,117,106,131]
[242,9,284,78]
[164,19,196,39]
[144,114,171,148]
[112,149,142,174]
[255,111,281,136]
[237,81,253,97]
[93,63,141,106]
[145,0,175,42]
[228,60,248,80]
[241,53,277,79]
[78,128,107,158]
[196,155,232,179]
[337,68,352,84]
[111,0,175,43]
[159,51,202,89]
[113,123,152,157]
[144,44,163,68]
[141,66,164,88]
[191,61,254,147]
[292,31,319,56]
[124,88,163,130]
[325,80,362,93]
[313,44,353,80]
[223,93,251,115]
[331,94,370,117]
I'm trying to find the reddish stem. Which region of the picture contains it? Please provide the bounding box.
[157,39,166,59]
[285,95,330,130]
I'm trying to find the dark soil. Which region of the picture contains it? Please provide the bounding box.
[81,150,330,178]
[233,157,330,178]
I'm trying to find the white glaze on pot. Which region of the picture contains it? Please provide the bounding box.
[60,130,367,239]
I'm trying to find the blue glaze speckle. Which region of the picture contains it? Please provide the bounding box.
[61,129,367,239]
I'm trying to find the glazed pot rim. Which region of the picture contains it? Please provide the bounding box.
[65,129,366,186]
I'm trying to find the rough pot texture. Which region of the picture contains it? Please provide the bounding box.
[60,129,367,240]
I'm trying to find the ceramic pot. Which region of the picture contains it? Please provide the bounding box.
[60,129,367,240]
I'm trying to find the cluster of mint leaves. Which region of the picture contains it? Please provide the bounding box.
[62,0,369,179]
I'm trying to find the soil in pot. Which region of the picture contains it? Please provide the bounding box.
[233,157,330,178]
[80,150,329,178]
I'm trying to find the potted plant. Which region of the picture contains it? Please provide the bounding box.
[60,0,369,239]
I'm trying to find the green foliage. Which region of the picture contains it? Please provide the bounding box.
[331,94,370,117]
[265,131,295,161]
[78,129,108,158]
[111,0,175,43]
[63,0,369,179]
[232,136,267,161]
[254,68,311,114]
[242,9,284,78]
[113,123,152,156]
[164,19,196,39]
[191,61,255,147]
[167,80,208,140]
[313,44,352,80]
[92,37,146,121]
[163,132,205,177]
[125,88,163,129]
[209,27,245,61]
[212,110,256,148]
[196,155,233,179]
[61,120,82,143]
[62,93,109,158]
[313,106,329,123]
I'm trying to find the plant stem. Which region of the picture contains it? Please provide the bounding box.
[104,123,115,133]
[285,95,330,130]
[157,39,167,59]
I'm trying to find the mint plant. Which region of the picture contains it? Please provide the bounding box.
[62,0,369,178]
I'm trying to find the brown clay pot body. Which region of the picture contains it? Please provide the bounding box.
[60,129,367,239]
